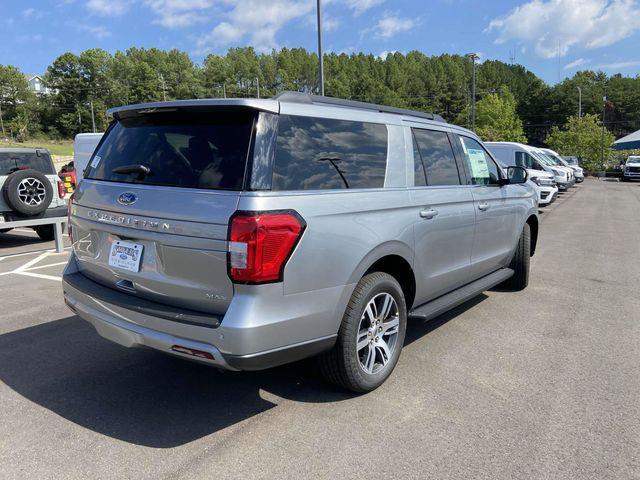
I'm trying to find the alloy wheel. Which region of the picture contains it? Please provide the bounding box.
[17,178,47,206]
[356,292,400,374]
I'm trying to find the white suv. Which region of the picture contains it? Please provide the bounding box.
[622,156,640,182]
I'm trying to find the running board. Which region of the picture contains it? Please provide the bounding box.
[409,268,514,321]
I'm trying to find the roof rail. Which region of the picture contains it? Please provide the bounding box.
[273,91,446,123]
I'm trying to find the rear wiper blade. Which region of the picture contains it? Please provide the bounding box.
[112,164,152,180]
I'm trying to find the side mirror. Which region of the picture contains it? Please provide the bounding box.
[506,166,528,184]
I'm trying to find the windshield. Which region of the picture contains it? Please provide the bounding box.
[563,156,578,165]
[627,156,640,164]
[85,110,255,190]
[531,151,555,166]
[0,151,55,176]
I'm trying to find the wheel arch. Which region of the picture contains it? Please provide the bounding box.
[526,214,539,257]
[349,241,417,310]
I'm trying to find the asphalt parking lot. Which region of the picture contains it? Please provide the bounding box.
[0,179,638,480]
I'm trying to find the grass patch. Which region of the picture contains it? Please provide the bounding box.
[1,138,74,156]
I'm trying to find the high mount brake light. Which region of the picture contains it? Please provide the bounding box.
[228,211,305,284]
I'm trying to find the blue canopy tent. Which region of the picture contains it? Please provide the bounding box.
[612,129,640,150]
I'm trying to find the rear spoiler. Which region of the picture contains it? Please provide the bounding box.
[107,99,279,120]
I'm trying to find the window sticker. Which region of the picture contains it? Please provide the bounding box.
[90,155,101,168]
[467,149,490,178]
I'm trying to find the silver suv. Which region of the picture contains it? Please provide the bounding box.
[62,93,538,392]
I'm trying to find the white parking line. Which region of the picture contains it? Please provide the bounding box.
[16,253,50,272]
[15,271,62,282]
[0,246,71,260]
[24,261,68,271]
[0,251,66,282]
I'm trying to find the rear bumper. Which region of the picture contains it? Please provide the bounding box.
[62,254,347,371]
[1,205,67,222]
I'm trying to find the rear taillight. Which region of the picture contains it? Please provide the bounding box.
[57,181,66,199]
[67,193,75,242]
[228,210,305,284]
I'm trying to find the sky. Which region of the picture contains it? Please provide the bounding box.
[2,0,640,84]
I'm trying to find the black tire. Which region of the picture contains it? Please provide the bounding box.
[503,222,531,291]
[620,176,628,182]
[2,169,53,216]
[0,228,12,234]
[34,225,55,241]
[318,272,407,393]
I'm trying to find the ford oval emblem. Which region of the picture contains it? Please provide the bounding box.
[117,192,138,205]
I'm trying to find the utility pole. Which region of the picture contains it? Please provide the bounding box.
[0,99,4,137]
[0,87,4,137]
[159,73,167,101]
[577,86,582,117]
[90,101,96,133]
[467,53,479,131]
[222,83,226,98]
[256,77,260,98]
[601,95,607,168]
[317,0,325,96]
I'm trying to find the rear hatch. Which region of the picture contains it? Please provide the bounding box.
[71,107,257,318]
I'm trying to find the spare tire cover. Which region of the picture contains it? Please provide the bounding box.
[2,169,53,216]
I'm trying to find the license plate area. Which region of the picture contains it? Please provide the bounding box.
[108,240,143,272]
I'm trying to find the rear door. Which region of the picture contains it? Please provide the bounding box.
[71,108,256,318]
[454,135,522,278]
[409,127,476,304]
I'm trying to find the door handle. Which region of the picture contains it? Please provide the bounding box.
[478,203,490,211]
[419,208,438,219]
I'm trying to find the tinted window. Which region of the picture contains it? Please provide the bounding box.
[86,110,255,190]
[515,151,536,169]
[517,151,547,170]
[412,133,427,186]
[412,129,460,186]
[272,115,388,190]
[458,136,500,186]
[0,151,55,175]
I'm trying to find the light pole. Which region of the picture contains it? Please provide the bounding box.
[90,101,96,133]
[317,0,325,96]
[601,95,606,169]
[467,53,479,131]
[577,86,582,117]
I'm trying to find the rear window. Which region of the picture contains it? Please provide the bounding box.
[0,151,55,176]
[272,115,388,190]
[85,110,255,190]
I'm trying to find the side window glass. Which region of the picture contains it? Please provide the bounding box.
[528,154,544,170]
[515,151,528,168]
[458,136,500,186]
[273,115,388,190]
[412,129,460,186]
[412,133,427,186]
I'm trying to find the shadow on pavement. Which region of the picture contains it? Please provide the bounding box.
[0,296,486,448]
[0,230,47,248]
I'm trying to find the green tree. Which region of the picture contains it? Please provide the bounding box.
[546,114,615,171]
[455,87,527,142]
[0,64,34,137]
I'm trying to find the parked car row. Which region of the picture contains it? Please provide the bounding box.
[485,142,582,207]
